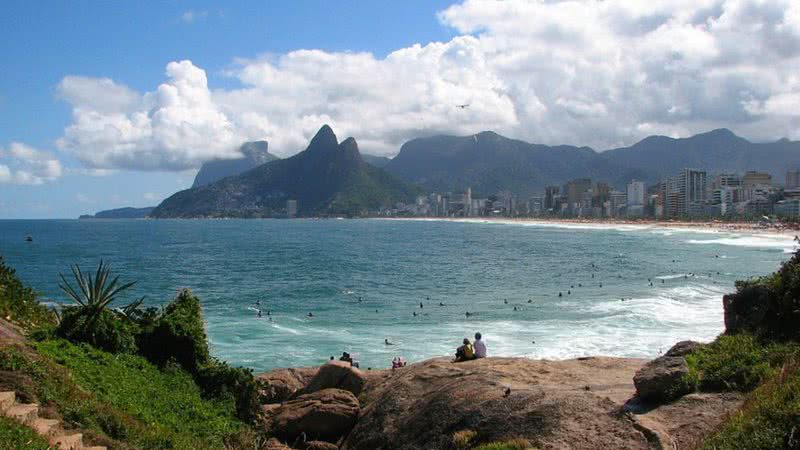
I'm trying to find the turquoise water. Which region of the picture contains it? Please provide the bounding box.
[0,218,794,372]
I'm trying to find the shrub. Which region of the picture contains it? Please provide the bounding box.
[724,248,800,341]
[197,359,261,423]
[0,255,54,329]
[56,307,137,354]
[686,334,800,392]
[137,289,210,374]
[135,289,260,422]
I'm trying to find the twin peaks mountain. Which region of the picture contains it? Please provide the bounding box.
[152,126,418,218]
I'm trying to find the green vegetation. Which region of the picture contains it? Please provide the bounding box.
[472,438,536,450]
[685,334,799,392]
[55,261,140,353]
[0,340,248,449]
[693,249,800,449]
[36,339,242,447]
[700,363,800,450]
[0,415,51,450]
[0,256,54,329]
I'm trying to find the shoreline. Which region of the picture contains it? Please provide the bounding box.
[381,216,800,238]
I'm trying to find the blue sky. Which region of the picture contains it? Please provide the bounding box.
[2,0,799,218]
[0,1,455,218]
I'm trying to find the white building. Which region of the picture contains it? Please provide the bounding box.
[626,181,645,207]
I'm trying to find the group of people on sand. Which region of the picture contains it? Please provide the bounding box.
[454,332,487,362]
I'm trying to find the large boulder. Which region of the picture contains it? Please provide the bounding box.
[258,367,318,404]
[665,341,703,357]
[300,361,366,397]
[271,388,360,442]
[634,356,693,402]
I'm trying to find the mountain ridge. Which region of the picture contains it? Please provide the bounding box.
[152,125,418,218]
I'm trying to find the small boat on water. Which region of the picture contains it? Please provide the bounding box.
[25,234,33,242]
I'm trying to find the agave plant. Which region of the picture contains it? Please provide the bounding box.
[58,260,138,317]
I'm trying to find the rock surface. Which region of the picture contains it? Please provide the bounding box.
[343,356,651,450]
[271,388,360,442]
[633,356,693,402]
[300,361,366,397]
[665,340,703,357]
[258,367,318,404]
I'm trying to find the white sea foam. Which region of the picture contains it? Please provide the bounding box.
[687,235,796,252]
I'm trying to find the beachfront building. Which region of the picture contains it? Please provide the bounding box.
[626,180,645,216]
[775,199,800,218]
[786,170,800,190]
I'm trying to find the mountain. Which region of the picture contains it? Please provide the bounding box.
[384,131,652,197]
[385,129,800,195]
[601,128,800,180]
[192,141,278,188]
[361,153,391,168]
[152,126,419,218]
[81,206,155,219]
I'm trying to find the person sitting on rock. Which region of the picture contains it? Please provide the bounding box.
[474,332,487,358]
[454,338,475,362]
[339,351,353,366]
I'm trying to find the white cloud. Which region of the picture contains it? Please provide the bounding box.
[181,10,208,24]
[57,60,243,170]
[56,0,800,167]
[0,142,62,185]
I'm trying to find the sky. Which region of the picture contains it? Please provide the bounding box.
[1,0,799,218]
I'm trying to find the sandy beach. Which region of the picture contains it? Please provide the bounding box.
[383,216,800,239]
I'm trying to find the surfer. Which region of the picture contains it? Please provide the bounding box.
[257,310,262,318]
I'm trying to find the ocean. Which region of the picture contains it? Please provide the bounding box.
[0,218,794,372]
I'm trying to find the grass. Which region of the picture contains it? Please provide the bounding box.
[0,339,248,450]
[472,438,536,450]
[685,334,800,392]
[0,415,51,450]
[700,362,800,449]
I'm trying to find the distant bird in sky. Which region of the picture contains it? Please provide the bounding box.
[456,103,470,109]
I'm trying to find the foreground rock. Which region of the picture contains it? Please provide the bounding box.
[271,388,360,443]
[343,357,650,450]
[633,356,693,403]
[258,367,318,404]
[299,361,366,397]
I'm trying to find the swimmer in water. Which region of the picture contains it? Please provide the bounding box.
[413,311,417,317]
[513,306,518,311]
[558,292,563,297]
[504,298,508,304]
[308,312,314,317]
[528,299,532,303]
[567,290,571,295]
[256,299,261,306]
[257,310,262,318]
[439,302,445,306]
[385,338,394,345]
[465,311,472,317]
[358,297,362,303]
[420,302,424,309]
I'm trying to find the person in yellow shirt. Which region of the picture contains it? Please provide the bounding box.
[455,338,475,362]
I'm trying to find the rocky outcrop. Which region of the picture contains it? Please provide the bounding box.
[665,340,703,357]
[343,357,651,450]
[299,361,366,397]
[270,388,360,443]
[633,356,693,402]
[257,353,743,450]
[258,367,318,404]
